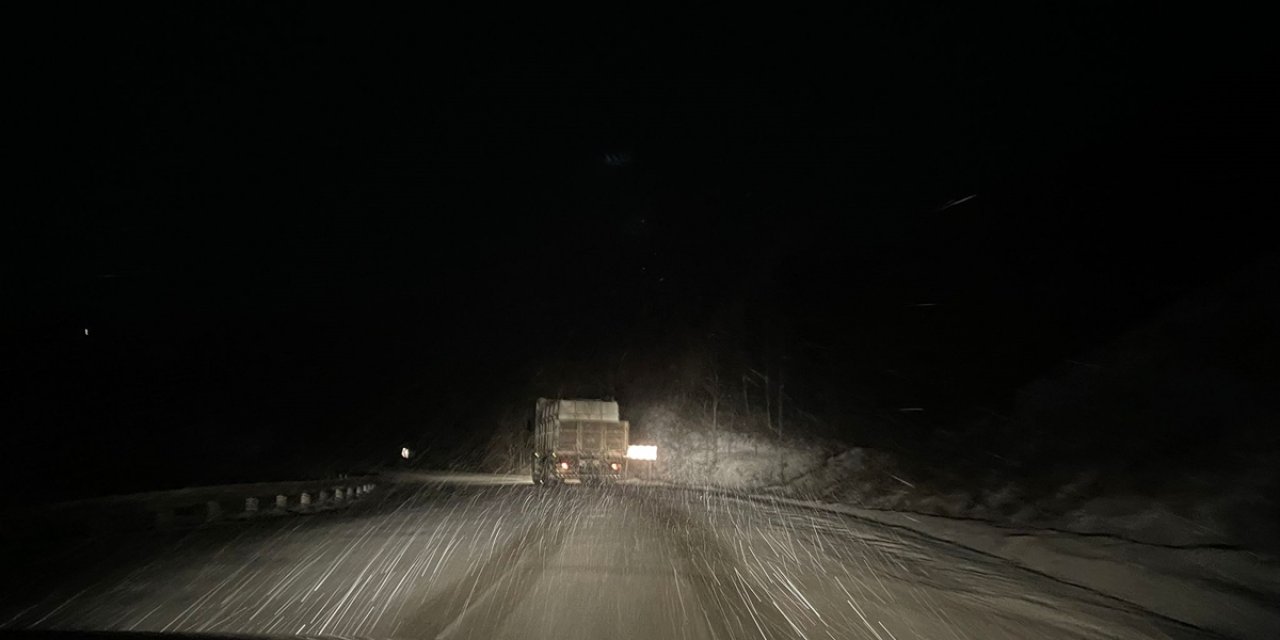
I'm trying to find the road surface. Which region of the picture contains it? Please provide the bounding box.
[1,474,1222,640]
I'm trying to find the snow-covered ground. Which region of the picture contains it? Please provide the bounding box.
[651,435,1269,549]
[649,428,832,489]
[732,493,1280,640]
[646,437,1280,639]
[6,476,1258,640]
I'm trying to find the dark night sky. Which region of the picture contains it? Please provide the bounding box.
[5,6,1276,495]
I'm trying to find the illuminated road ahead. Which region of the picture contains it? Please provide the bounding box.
[2,474,1218,640]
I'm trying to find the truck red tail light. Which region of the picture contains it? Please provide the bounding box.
[610,463,620,471]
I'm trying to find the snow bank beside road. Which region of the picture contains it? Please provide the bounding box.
[650,428,832,489]
[650,437,1280,638]
[650,429,1271,552]
[772,446,1275,552]
[735,493,1280,640]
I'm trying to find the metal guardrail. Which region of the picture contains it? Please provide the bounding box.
[18,476,381,534]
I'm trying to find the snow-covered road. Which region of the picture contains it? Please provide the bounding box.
[0,474,1237,639]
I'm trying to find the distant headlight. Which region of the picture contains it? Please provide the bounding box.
[627,445,657,461]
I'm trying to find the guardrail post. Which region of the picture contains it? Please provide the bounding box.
[245,497,259,513]
[276,494,288,510]
[334,487,345,502]
[319,490,330,503]
[206,500,223,522]
[300,492,311,508]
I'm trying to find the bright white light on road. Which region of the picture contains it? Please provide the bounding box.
[400,447,411,459]
[627,445,657,461]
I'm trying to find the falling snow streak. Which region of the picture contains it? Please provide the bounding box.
[1,478,1220,640]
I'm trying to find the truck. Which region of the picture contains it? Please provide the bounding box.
[531,398,629,485]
